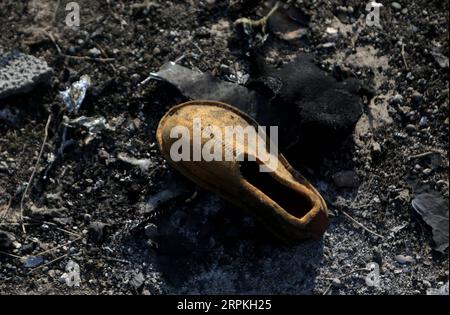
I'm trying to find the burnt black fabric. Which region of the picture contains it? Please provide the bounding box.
[252,53,363,156]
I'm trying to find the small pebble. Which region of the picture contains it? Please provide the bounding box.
[88,47,102,57]
[391,2,402,10]
[391,94,403,105]
[153,47,161,55]
[419,117,429,127]
[371,142,382,154]
[131,73,141,84]
[423,168,432,175]
[406,124,417,132]
[130,272,145,290]
[395,255,416,264]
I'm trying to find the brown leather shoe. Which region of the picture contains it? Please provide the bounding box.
[156,100,329,243]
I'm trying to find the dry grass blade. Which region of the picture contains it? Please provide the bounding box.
[341,210,384,239]
[19,114,52,234]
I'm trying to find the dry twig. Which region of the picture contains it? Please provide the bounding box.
[28,254,68,274]
[0,195,13,223]
[33,236,83,258]
[322,268,370,295]
[19,115,52,234]
[401,44,409,70]
[409,151,441,159]
[340,210,384,239]
[235,1,281,33]
[0,251,22,259]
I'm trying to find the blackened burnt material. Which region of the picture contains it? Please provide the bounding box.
[151,54,363,159]
[254,53,363,156]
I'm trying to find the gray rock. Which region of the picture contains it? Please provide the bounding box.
[406,124,417,132]
[390,94,404,105]
[129,272,145,290]
[419,116,429,128]
[394,255,416,264]
[423,168,432,176]
[431,50,449,69]
[332,278,342,286]
[153,47,161,55]
[412,192,449,253]
[0,51,53,99]
[371,141,382,155]
[88,47,101,57]
[131,73,141,84]
[391,2,402,10]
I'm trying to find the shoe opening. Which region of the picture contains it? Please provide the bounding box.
[240,160,313,219]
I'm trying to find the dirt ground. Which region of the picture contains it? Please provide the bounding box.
[0,0,448,295]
